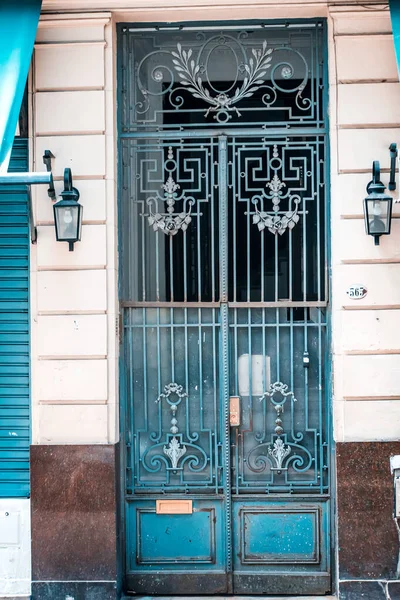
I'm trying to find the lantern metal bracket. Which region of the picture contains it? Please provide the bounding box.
[366,160,385,196]
[61,167,80,203]
[0,148,56,245]
[42,150,56,201]
[389,143,398,192]
[366,143,398,195]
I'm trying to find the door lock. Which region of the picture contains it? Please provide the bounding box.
[230,396,240,427]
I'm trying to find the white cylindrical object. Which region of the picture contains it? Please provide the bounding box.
[238,354,271,397]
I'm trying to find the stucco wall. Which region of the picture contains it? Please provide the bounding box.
[31,12,118,446]
[329,8,400,442]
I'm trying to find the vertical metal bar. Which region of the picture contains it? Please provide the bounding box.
[185,307,191,434]
[156,229,161,301]
[141,150,146,302]
[316,141,322,301]
[127,309,134,492]
[157,307,161,397]
[260,308,267,444]
[219,135,233,591]
[289,307,295,442]
[302,148,308,302]
[198,308,204,430]
[261,227,265,302]
[155,145,161,301]
[274,230,279,302]
[246,147,251,304]
[212,308,218,492]
[303,314,310,433]
[234,307,239,493]
[276,307,280,382]
[233,138,237,303]
[289,224,293,302]
[197,148,202,302]
[169,235,174,302]
[211,145,216,302]
[318,309,324,494]
[170,306,175,382]
[142,307,148,424]
[220,137,228,305]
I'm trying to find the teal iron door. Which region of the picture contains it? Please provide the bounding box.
[119,20,331,595]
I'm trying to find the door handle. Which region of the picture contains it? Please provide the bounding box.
[229,396,240,427]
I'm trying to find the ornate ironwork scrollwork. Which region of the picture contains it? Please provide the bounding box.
[133,31,312,126]
[251,145,302,235]
[142,383,207,475]
[247,381,310,475]
[145,147,195,235]
[172,40,273,122]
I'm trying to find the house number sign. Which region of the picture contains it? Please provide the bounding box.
[346,284,367,300]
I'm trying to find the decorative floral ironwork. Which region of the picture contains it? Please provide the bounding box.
[158,382,188,404]
[247,381,300,474]
[146,147,195,236]
[171,40,273,122]
[131,29,313,127]
[259,380,297,406]
[268,438,291,472]
[252,145,302,235]
[142,382,208,476]
[164,436,187,469]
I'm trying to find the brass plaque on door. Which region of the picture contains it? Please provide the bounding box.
[156,500,193,514]
[230,396,240,426]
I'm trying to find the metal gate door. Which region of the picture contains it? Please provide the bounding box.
[119,20,330,596]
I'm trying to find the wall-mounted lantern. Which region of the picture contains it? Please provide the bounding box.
[0,150,83,249]
[364,144,397,246]
[53,168,83,252]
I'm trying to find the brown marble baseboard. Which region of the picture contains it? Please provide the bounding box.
[337,441,400,581]
[339,580,400,600]
[30,441,400,597]
[31,581,118,600]
[31,444,120,584]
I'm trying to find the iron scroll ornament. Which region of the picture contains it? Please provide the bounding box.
[142,383,208,476]
[144,146,195,236]
[135,33,311,124]
[247,381,313,476]
[250,145,302,235]
[171,40,273,122]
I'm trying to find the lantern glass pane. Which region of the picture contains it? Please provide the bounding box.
[365,197,392,236]
[54,204,80,242]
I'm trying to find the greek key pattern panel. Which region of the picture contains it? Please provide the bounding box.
[120,138,219,303]
[227,136,327,304]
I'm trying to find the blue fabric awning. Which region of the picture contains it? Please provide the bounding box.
[390,0,400,80]
[0,0,42,173]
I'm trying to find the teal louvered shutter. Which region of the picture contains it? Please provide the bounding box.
[0,139,30,498]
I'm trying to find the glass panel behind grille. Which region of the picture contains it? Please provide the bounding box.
[229,307,328,494]
[124,307,221,493]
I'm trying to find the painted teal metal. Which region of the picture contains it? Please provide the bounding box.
[0,139,30,498]
[119,20,331,596]
[390,0,400,79]
[0,0,41,172]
